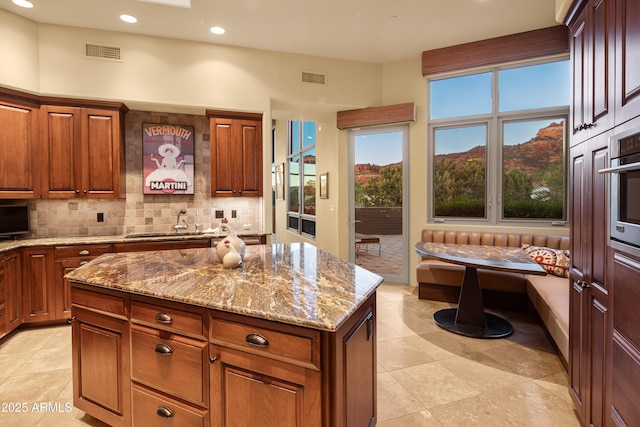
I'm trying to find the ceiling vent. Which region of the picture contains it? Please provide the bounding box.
[85,43,122,61]
[301,71,326,85]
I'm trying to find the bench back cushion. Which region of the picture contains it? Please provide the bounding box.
[420,230,570,256]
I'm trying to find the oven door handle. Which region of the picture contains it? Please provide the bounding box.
[598,161,640,174]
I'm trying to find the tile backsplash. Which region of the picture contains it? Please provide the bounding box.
[24,110,263,238]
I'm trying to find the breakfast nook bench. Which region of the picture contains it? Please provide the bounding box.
[416,229,571,364]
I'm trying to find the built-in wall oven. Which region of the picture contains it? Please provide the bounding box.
[601,126,640,247]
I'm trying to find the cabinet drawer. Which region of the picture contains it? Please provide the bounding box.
[71,286,126,317]
[132,384,208,427]
[210,317,318,369]
[131,299,206,338]
[131,326,208,407]
[55,244,112,259]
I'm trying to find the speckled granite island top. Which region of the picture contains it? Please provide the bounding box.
[65,242,383,331]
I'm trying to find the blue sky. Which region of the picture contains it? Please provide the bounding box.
[354,60,570,163]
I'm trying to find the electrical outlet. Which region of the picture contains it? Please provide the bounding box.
[215,210,224,219]
[97,212,104,222]
[231,210,237,218]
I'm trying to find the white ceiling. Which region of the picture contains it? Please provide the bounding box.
[3,0,560,64]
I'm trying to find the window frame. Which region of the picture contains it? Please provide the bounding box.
[427,57,570,227]
[286,120,317,239]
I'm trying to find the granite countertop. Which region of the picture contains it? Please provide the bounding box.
[0,231,267,252]
[65,242,383,332]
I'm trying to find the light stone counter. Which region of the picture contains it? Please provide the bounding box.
[65,242,383,331]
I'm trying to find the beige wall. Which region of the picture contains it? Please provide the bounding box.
[0,10,40,92]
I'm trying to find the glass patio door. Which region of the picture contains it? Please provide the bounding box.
[348,125,408,284]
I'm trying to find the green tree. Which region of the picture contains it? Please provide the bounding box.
[356,164,403,207]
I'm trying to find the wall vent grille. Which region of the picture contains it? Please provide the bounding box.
[301,71,326,85]
[85,43,121,61]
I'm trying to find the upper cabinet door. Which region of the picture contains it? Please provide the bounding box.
[570,0,615,145]
[615,0,640,124]
[40,105,83,198]
[208,110,263,198]
[0,100,40,198]
[82,108,122,198]
[237,119,262,197]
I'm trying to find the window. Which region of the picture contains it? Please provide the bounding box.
[428,58,570,224]
[287,121,316,238]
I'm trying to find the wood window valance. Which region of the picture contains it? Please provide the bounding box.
[421,25,569,77]
[336,102,415,130]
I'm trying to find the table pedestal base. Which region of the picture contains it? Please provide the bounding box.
[433,308,513,338]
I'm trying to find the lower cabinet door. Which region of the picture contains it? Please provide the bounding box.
[72,306,130,427]
[132,384,208,427]
[209,344,321,427]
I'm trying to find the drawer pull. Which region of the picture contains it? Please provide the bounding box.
[246,333,269,347]
[78,261,88,266]
[155,343,173,355]
[156,406,174,418]
[78,250,90,256]
[155,312,173,324]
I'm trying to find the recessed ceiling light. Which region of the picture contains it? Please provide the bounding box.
[210,26,225,35]
[120,14,138,24]
[12,0,34,8]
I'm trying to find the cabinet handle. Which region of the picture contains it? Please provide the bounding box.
[83,189,87,194]
[154,343,173,355]
[155,312,173,324]
[156,406,174,418]
[583,123,594,129]
[246,333,269,347]
[209,356,218,364]
[78,250,90,256]
[78,261,88,266]
[75,189,80,194]
[66,316,76,324]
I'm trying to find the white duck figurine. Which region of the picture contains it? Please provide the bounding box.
[216,223,246,262]
[222,241,243,268]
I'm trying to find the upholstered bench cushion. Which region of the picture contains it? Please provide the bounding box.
[526,274,570,362]
[417,259,528,294]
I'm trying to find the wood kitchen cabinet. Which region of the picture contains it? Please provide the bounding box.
[71,285,130,427]
[69,278,378,427]
[614,0,640,125]
[210,314,322,427]
[568,135,611,426]
[21,247,55,323]
[40,103,127,198]
[609,248,640,425]
[54,244,113,320]
[569,0,615,146]
[0,89,41,199]
[2,250,22,335]
[207,110,263,198]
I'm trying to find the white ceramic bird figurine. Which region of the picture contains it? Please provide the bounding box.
[222,241,242,268]
[219,223,246,258]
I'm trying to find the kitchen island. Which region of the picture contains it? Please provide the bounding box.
[64,242,383,427]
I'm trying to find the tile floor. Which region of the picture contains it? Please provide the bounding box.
[0,283,580,426]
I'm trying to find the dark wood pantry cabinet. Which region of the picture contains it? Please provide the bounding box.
[565,0,640,425]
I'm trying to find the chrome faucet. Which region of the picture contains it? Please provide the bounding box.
[174,209,188,232]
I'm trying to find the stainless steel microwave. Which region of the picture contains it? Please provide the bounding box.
[601,127,640,247]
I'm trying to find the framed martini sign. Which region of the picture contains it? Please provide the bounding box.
[142,123,195,194]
